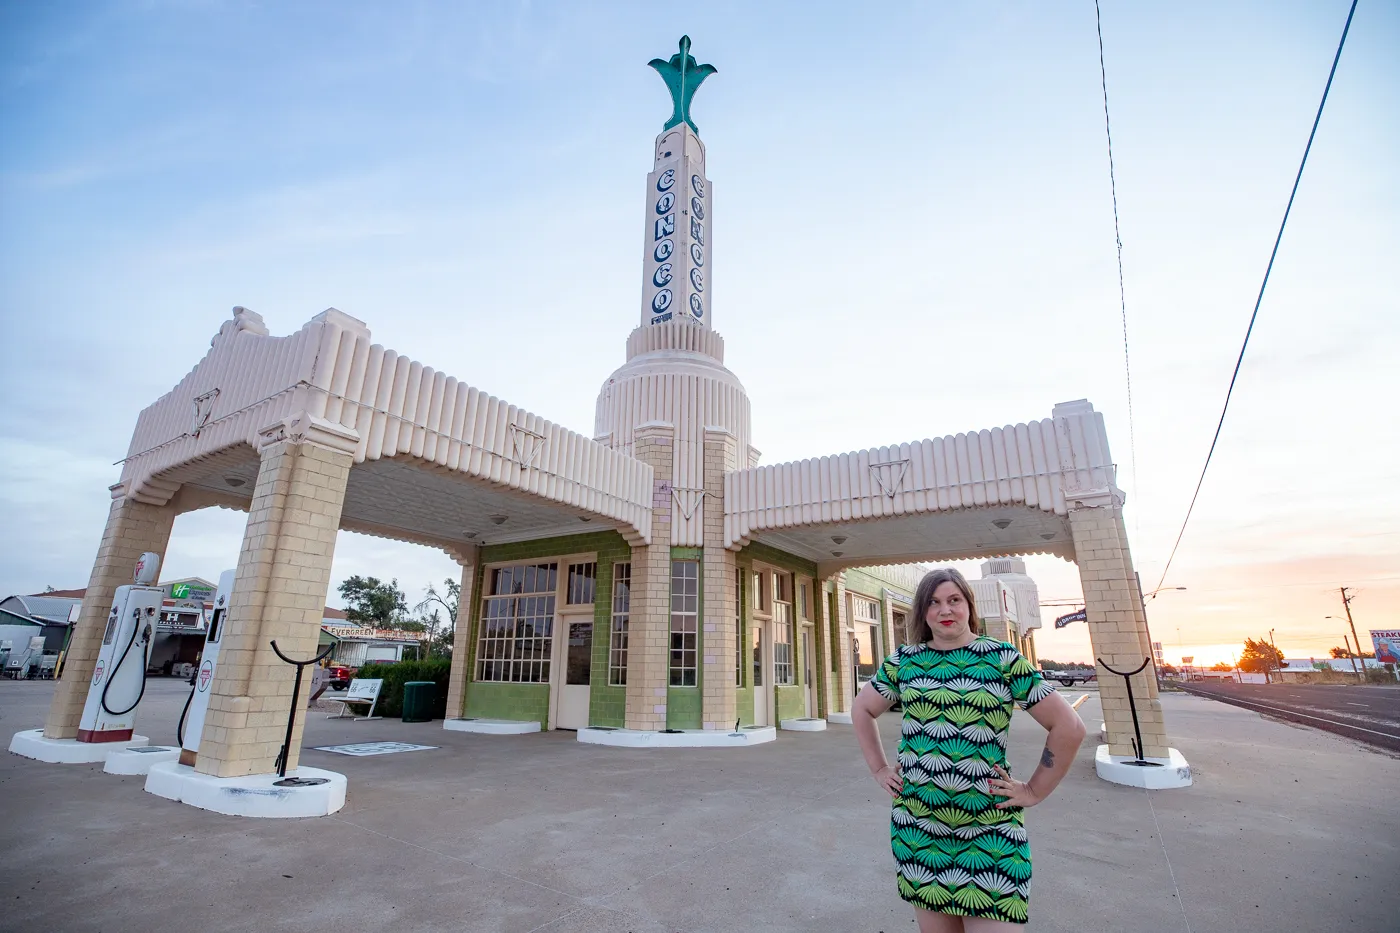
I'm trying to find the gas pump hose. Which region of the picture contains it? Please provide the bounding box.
[100,622,152,717]
[176,669,198,746]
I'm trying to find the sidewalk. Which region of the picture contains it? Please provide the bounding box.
[1,679,1395,932]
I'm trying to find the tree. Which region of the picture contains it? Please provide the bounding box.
[414,578,460,659]
[1036,659,1091,671]
[1238,637,1284,674]
[1329,646,1374,660]
[338,576,409,628]
[1209,662,1233,672]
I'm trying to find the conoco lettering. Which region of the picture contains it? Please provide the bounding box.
[654,239,674,262]
[657,168,676,191]
[653,263,673,287]
[690,217,704,245]
[690,197,705,220]
[652,289,673,313]
[656,191,675,214]
[690,242,704,266]
[655,214,675,240]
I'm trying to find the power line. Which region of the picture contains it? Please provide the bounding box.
[1153,0,1359,594]
[1093,0,1140,524]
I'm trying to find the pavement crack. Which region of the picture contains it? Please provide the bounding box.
[1145,788,1193,933]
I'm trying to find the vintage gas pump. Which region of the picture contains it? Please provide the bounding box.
[178,568,233,766]
[76,552,164,743]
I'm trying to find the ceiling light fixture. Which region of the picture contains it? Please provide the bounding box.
[831,550,844,557]
[831,535,847,545]
[992,519,1012,530]
[224,475,246,488]
[1040,532,1056,540]
[489,514,508,525]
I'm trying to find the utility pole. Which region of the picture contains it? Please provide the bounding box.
[1269,629,1282,683]
[1343,633,1361,680]
[1340,587,1365,681]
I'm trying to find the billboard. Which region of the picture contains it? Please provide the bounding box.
[1371,630,1400,666]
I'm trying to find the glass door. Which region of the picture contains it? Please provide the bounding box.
[555,615,593,730]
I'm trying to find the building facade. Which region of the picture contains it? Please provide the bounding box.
[39,38,1177,782]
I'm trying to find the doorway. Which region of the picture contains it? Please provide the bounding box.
[802,625,816,717]
[752,622,771,726]
[555,611,593,730]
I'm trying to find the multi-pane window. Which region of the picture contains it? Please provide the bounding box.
[852,595,883,684]
[567,562,597,605]
[609,563,631,686]
[476,563,558,683]
[669,560,699,686]
[735,568,743,687]
[773,597,794,685]
[751,570,769,615]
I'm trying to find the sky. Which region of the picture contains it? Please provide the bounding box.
[1,1,1396,668]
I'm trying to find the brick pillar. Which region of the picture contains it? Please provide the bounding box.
[443,548,479,719]
[1070,503,1170,759]
[830,573,854,713]
[195,416,356,778]
[43,495,176,738]
[624,423,674,730]
[701,428,738,730]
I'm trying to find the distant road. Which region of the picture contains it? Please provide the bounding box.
[1179,682,1400,753]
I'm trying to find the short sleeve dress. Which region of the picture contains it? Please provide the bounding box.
[869,636,1054,924]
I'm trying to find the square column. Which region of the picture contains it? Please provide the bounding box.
[1070,504,1169,759]
[43,495,176,739]
[443,549,479,719]
[701,428,738,730]
[196,416,356,778]
[624,423,674,730]
[830,573,854,713]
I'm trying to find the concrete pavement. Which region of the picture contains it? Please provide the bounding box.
[1,678,1396,932]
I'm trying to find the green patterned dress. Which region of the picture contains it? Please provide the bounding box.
[869,636,1054,924]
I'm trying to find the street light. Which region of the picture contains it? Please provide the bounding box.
[1136,579,1186,688]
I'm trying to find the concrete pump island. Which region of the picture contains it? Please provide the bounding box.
[9,37,1188,821]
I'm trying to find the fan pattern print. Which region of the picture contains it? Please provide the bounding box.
[870,637,1054,924]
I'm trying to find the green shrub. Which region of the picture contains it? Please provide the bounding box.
[1365,667,1397,685]
[353,659,452,718]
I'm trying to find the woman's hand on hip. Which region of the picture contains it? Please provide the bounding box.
[872,765,902,797]
[989,765,1042,808]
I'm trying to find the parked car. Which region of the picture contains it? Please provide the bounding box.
[328,664,353,690]
[1046,668,1096,687]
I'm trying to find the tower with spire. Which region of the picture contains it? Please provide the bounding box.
[593,37,751,730]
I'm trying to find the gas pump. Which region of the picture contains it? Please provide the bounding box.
[76,552,164,743]
[178,568,233,767]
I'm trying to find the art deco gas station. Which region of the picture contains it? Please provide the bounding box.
[9,37,1189,816]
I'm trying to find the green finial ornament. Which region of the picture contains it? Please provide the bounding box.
[649,35,717,134]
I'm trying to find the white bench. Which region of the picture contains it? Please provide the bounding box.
[326,678,383,720]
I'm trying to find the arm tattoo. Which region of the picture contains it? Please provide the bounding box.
[1039,746,1055,770]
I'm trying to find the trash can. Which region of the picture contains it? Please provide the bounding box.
[401,681,437,723]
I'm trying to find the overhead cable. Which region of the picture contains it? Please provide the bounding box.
[1153,0,1360,594]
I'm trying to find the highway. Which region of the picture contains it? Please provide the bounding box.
[1179,681,1400,753]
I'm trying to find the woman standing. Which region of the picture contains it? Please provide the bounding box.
[853,568,1086,931]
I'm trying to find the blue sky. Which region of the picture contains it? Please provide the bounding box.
[1,1,1396,665]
